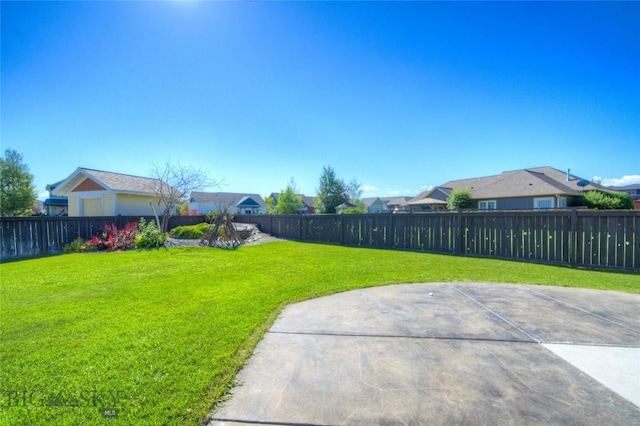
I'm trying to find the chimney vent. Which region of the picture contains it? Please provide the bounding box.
[566,168,571,182]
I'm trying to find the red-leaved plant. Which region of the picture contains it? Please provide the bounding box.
[86,222,138,252]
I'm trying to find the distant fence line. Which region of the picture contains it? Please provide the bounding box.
[1,211,638,272]
[0,215,205,261]
[235,210,640,272]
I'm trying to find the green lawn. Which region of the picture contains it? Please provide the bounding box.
[1,242,638,425]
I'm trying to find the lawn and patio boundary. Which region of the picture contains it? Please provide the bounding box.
[235,210,640,272]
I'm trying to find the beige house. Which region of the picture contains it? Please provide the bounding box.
[52,168,171,217]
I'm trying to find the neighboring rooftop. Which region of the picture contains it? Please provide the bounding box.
[53,167,168,196]
[438,166,606,199]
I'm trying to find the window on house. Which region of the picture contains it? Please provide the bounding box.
[558,197,567,208]
[478,200,496,210]
[534,197,554,209]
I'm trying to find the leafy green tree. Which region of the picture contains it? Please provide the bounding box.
[0,149,37,216]
[264,195,277,214]
[446,188,474,210]
[276,178,303,214]
[314,166,347,214]
[581,190,633,209]
[176,200,190,216]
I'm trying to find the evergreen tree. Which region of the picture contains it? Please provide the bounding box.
[0,149,37,216]
[314,166,347,214]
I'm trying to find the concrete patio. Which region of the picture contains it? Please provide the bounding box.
[208,283,640,425]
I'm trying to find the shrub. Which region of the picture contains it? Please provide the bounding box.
[581,190,633,210]
[170,223,210,239]
[135,218,168,248]
[447,188,474,210]
[86,222,138,252]
[63,237,90,253]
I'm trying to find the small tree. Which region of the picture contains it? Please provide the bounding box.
[276,178,303,214]
[447,188,474,210]
[0,149,37,216]
[315,165,347,214]
[176,200,190,216]
[200,206,242,249]
[264,195,277,214]
[345,177,363,203]
[149,159,216,232]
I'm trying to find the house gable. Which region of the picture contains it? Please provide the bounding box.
[72,178,106,192]
[237,196,261,207]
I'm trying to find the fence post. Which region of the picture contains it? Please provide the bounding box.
[39,216,47,256]
[569,208,577,267]
[456,211,463,254]
[388,212,394,249]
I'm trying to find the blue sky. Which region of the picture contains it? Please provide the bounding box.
[2,1,639,200]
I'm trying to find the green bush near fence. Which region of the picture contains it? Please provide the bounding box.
[169,222,210,239]
[134,218,168,248]
[581,190,633,210]
[63,237,90,253]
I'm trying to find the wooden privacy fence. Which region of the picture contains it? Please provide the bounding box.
[0,215,205,261]
[236,210,640,272]
[2,211,638,271]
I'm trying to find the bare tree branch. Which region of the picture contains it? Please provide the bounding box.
[149,159,218,232]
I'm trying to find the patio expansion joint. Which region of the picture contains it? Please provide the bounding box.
[449,283,541,344]
[267,329,539,345]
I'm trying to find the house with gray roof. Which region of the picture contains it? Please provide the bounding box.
[51,168,171,217]
[409,166,609,211]
[361,197,387,213]
[190,192,266,215]
[381,196,412,213]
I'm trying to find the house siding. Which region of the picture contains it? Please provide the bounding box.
[368,200,386,213]
[82,198,103,216]
[495,198,536,210]
[484,196,581,210]
[68,195,80,216]
[191,202,214,215]
[116,194,155,216]
[103,194,115,216]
